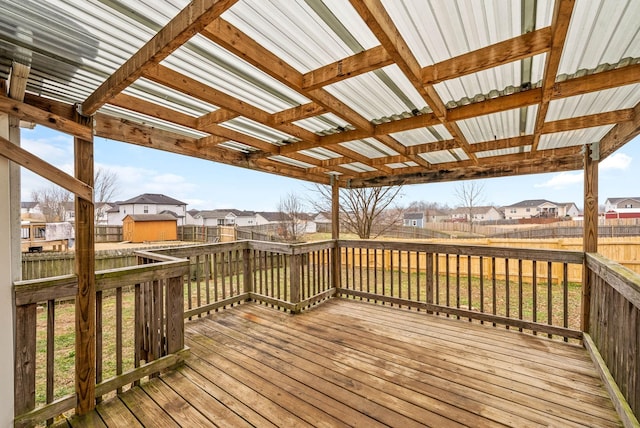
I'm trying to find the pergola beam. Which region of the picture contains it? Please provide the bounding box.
[422,27,552,84]
[0,136,92,201]
[82,0,239,115]
[532,0,575,151]
[302,45,393,90]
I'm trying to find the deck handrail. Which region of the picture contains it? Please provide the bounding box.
[584,253,640,425]
[14,239,640,425]
[337,240,584,341]
[13,255,189,427]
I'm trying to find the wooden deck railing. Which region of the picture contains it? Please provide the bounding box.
[584,253,640,425]
[154,240,336,316]
[14,239,640,425]
[337,240,585,341]
[13,253,189,427]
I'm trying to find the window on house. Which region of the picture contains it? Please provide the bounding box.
[144,205,149,213]
[625,204,633,208]
[412,220,417,226]
[526,208,530,212]
[510,209,516,213]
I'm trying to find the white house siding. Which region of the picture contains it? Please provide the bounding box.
[109,202,187,225]
[0,112,15,425]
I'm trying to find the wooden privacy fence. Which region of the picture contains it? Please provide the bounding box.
[13,254,189,427]
[22,250,137,280]
[585,254,640,424]
[337,240,585,342]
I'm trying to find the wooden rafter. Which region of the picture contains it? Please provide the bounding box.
[531,0,576,152]
[600,102,640,160]
[202,18,374,133]
[350,150,584,188]
[0,94,92,140]
[302,45,393,90]
[82,0,239,115]
[422,27,552,85]
[348,0,478,164]
[94,114,331,184]
[0,135,92,201]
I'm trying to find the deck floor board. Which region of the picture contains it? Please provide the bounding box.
[71,299,622,427]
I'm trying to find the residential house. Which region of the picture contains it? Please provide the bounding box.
[404,212,424,228]
[450,206,503,222]
[604,197,640,212]
[604,197,640,219]
[20,202,41,216]
[194,209,257,227]
[425,208,450,223]
[503,199,578,220]
[185,209,200,225]
[107,193,187,226]
[255,211,289,225]
[556,202,580,218]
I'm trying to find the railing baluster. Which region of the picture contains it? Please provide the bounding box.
[446,254,451,317]
[455,254,460,319]
[492,257,496,327]
[467,256,472,322]
[96,290,103,402]
[518,259,523,332]
[547,261,553,338]
[563,263,569,342]
[115,287,123,394]
[505,258,510,329]
[204,253,211,311]
[479,256,484,324]
[46,299,55,425]
[532,260,537,335]
[196,255,201,316]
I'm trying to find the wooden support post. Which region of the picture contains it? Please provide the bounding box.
[331,176,341,292]
[290,254,301,312]
[74,113,96,415]
[165,276,184,354]
[582,143,598,333]
[426,253,434,314]
[243,247,253,295]
[14,304,36,416]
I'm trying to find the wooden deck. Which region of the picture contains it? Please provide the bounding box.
[65,299,621,427]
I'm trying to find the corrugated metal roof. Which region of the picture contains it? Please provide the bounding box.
[0,0,638,187]
[558,0,640,76]
[476,146,531,159]
[391,125,453,146]
[458,106,538,143]
[546,84,640,121]
[382,0,553,67]
[340,138,398,158]
[538,126,615,150]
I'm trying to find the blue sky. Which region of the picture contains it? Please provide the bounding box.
[20,125,640,211]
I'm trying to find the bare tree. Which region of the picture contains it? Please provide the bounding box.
[455,181,485,233]
[278,192,307,242]
[94,167,120,224]
[94,167,119,202]
[311,184,403,239]
[31,185,71,222]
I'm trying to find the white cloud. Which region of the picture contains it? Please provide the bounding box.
[534,171,583,189]
[600,153,631,171]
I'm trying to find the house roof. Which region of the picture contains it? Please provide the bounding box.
[120,193,186,206]
[606,197,640,205]
[124,214,177,222]
[451,206,499,215]
[503,199,556,208]
[21,202,38,209]
[404,212,424,220]
[197,209,255,219]
[1,1,638,190]
[257,211,289,222]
